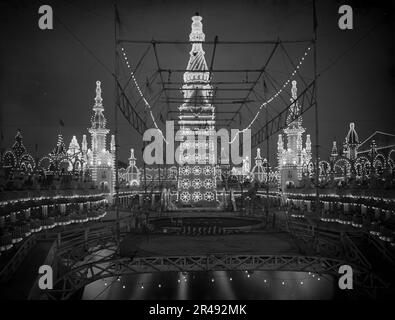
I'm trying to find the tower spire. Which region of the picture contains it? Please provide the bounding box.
[93,80,104,111]
[184,14,209,83]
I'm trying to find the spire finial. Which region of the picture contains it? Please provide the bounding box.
[94,80,103,109]
[190,14,205,42]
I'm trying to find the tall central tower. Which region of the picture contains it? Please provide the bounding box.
[177,14,217,207]
[86,81,115,193]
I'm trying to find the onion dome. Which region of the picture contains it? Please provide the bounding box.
[345,122,359,145]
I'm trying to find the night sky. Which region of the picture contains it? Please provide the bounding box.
[0,0,394,166]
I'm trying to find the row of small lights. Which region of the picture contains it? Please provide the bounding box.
[282,191,395,203]
[121,47,169,144]
[1,199,106,220]
[0,193,108,207]
[228,46,312,144]
[103,271,323,290]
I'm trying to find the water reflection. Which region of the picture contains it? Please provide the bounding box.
[83,270,336,300]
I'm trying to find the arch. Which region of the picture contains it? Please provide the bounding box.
[2,151,16,168]
[19,154,36,171]
[334,158,351,178]
[319,160,330,176]
[373,153,386,175]
[38,157,51,171]
[354,156,371,177]
[59,158,72,172]
[99,181,109,192]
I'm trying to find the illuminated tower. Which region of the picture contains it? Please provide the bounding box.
[88,81,115,193]
[277,81,311,190]
[177,14,217,206]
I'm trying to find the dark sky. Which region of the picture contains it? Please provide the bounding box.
[0,0,394,166]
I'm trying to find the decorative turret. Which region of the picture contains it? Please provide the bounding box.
[286,80,303,129]
[369,139,377,158]
[125,148,140,186]
[51,134,66,157]
[305,134,311,153]
[129,148,136,166]
[346,122,359,144]
[12,130,26,159]
[251,148,265,182]
[81,134,87,152]
[67,136,80,156]
[330,141,338,161]
[255,148,263,166]
[242,156,250,175]
[110,135,115,152]
[344,122,359,160]
[277,134,284,151]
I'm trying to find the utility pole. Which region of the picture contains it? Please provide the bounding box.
[263,76,270,227]
[113,1,121,249]
[313,0,320,216]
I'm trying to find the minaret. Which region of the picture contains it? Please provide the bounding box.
[177,14,217,206]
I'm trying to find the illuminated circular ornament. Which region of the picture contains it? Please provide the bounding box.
[192,179,202,189]
[192,192,203,202]
[204,166,213,175]
[180,191,191,203]
[204,192,215,201]
[180,166,191,176]
[193,166,202,175]
[181,179,191,189]
[204,179,214,189]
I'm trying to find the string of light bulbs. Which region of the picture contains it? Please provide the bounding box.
[121,45,311,146]
[228,45,312,145]
[99,270,325,293]
[120,47,169,144]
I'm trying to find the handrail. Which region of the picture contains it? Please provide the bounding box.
[0,235,37,282]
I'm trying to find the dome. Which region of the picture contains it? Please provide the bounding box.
[345,122,359,145]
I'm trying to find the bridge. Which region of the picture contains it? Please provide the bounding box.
[1,209,393,300]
